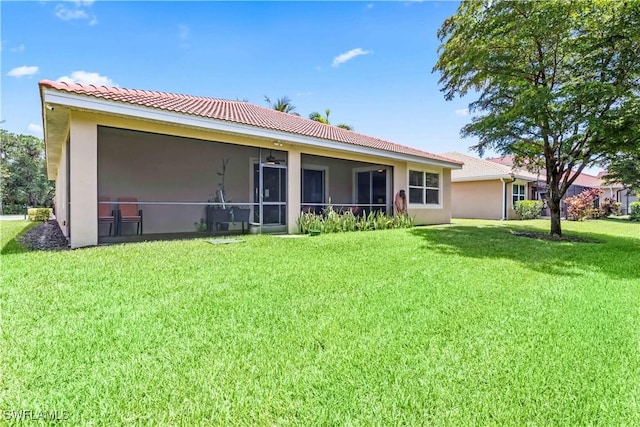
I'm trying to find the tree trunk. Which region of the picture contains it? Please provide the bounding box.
[548,195,562,236]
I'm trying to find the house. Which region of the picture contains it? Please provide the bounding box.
[442,152,540,220]
[598,171,638,215]
[39,80,463,248]
[486,155,604,216]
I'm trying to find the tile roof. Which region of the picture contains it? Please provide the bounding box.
[442,152,539,181]
[40,80,461,166]
[571,171,602,188]
[487,155,604,188]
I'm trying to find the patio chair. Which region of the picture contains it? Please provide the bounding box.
[98,197,115,236]
[117,197,143,235]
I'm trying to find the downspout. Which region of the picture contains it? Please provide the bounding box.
[500,177,507,220]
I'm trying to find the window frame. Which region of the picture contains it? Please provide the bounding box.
[408,169,441,207]
[512,183,526,207]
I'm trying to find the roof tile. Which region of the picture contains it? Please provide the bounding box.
[40,80,461,166]
[443,152,539,181]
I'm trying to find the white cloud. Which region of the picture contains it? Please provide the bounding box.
[366,3,374,9]
[10,44,25,53]
[178,24,190,40]
[7,65,39,78]
[56,71,117,86]
[455,108,469,116]
[28,123,43,135]
[54,1,97,24]
[332,48,371,67]
[55,4,88,20]
[177,24,190,49]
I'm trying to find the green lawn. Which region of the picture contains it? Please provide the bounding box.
[1,219,639,425]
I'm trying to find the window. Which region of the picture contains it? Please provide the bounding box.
[513,184,526,206]
[408,170,440,205]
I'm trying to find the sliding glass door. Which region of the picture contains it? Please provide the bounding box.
[253,163,287,226]
[355,168,389,215]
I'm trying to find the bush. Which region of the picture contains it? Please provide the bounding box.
[630,201,640,221]
[599,198,622,217]
[514,200,544,219]
[565,188,601,221]
[27,208,52,222]
[297,205,414,234]
[1,204,28,215]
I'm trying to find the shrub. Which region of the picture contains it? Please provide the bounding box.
[297,205,413,234]
[514,200,544,219]
[599,198,622,217]
[1,204,28,215]
[565,189,601,221]
[630,201,640,221]
[27,207,52,222]
[194,218,207,232]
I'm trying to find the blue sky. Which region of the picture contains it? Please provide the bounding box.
[2,1,484,158]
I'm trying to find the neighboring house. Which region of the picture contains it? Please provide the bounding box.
[598,171,639,215]
[486,155,602,217]
[40,80,462,248]
[443,152,540,220]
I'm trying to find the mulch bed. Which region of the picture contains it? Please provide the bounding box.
[17,220,70,251]
[510,230,603,243]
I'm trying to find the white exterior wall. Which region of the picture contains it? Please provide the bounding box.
[286,148,302,234]
[69,114,98,248]
[54,139,69,237]
[406,164,452,224]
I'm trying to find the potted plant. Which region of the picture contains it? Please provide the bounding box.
[207,158,231,232]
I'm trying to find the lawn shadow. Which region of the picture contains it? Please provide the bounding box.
[1,221,36,255]
[410,222,640,280]
[605,216,637,224]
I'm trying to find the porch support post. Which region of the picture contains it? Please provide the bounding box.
[69,114,98,248]
[287,147,301,234]
[55,140,70,238]
[393,163,407,201]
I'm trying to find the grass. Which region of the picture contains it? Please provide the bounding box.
[1,218,639,425]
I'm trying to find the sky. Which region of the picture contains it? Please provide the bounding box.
[3,1,492,159]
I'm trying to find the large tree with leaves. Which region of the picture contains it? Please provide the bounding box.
[434,0,640,236]
[603,152,640,193]
[0,129,54,213]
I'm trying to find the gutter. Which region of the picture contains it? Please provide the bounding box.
[500,175,516,220]
[500,178,507,220]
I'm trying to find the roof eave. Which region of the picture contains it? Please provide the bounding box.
[452,174,537,182]
[40,88,462,169]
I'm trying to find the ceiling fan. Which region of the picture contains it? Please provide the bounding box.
[265,149,285,165]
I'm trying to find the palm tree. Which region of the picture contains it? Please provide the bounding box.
[308,109,353,130]
[264,96,299,116]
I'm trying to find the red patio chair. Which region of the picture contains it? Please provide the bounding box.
[98,197,115,236]
[117,197,143,235]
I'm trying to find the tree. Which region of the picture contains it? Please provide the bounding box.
[0,129,54,213]
[602,153,640,193]
[434,0,640,236]
[264,96,300,116]
[308,109,353,130]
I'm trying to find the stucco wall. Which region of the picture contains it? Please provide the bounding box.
[62,111,457,245]
[98,126,263,234]
[55,139,69,237]
[451,180,503,220]
[407,164,452,225]
[69,113,98,248]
